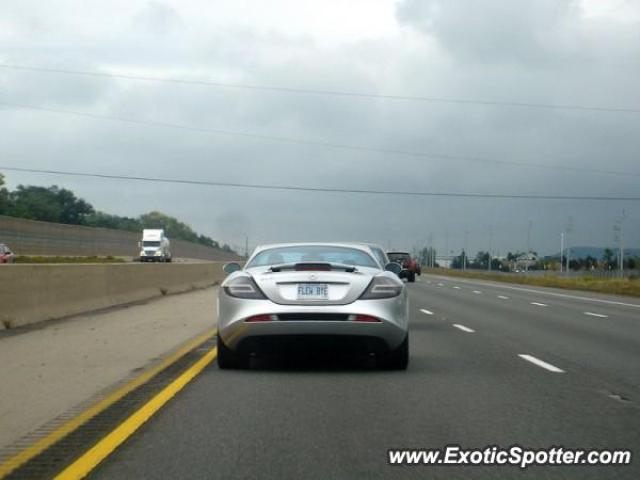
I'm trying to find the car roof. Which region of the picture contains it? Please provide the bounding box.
[251,242,373,256]
[248,242,381,265]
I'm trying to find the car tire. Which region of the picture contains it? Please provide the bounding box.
[408,272,416,282]
[379,335,409,370]
[217,335,248,369]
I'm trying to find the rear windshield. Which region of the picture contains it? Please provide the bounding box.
[387,252,410,262]
[247,246,378,268]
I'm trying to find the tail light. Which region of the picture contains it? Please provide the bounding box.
[245,314,276,322]
[350,314,381,323]
[223,276,266,299]
[360,276,403,299]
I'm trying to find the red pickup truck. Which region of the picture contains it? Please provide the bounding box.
[386,251,421,282]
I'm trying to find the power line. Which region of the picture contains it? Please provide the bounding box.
[1,100,638,179]
[2,165,639,201]
[1,63,638,114]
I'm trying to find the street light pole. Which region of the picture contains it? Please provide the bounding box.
[429,233,433,268]
[463,229,469,271]
[614,209,627,277]
[560,232,564,273]
[565,217,574,273]
[488,225,493,272]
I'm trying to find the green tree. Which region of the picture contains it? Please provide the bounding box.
[8,185,93,224]
[83,211,142,231]
[8,185,63,222]
[1,176,232,252]
[602,248,615,269]
[0,173,9,215]
[451,250,468,269]
[57,188,94,224]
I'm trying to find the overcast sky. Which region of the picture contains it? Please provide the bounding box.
[1,0,639,256]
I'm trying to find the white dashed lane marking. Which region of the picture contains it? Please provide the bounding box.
[584,312,608,318]
[531,302,548,307]
[453,286,461,290]
[518,354,565,373]
[498,295,509,300]
[473,290,482,294]
[420,309,434,315]
[452,324,475,333]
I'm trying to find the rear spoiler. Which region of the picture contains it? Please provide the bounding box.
[269,262,357,273]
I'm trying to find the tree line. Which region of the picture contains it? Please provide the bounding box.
[416,245,638,272]
[0,173,234,252]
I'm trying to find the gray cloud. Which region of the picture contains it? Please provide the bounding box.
[0,0,639,256]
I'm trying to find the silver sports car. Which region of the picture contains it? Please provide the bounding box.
[217,242,409,369]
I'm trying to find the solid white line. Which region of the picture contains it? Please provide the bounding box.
[428,276,640,309]
[584,312,608,318]
[518,354,565,373]
[452,324,475,333]
[453,286,461,289]
[420,309,434,315]
[473,290,482,294]
[498,295,509,300]
[531,302,548,307]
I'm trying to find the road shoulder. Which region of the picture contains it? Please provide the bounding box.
[0,287,218,453]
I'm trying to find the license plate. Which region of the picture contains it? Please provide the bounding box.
[297,283,329,300]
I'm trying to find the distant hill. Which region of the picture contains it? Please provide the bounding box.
[546,246,640,259]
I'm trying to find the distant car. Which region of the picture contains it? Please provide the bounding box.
[217,242,409,369]
[0,244,15,264]
[386,251,420,282]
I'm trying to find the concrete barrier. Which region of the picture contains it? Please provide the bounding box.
[0,262,226,330]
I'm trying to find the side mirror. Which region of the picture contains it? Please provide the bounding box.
[384,262,402,276]
[223,262,242,275]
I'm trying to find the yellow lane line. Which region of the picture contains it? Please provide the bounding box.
[55,347,218,480]
[0,328,216,478]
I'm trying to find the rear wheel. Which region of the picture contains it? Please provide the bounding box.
[379,335,409,370]
[217,335,249,369]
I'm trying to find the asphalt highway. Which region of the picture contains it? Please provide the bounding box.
[91,274,640,479]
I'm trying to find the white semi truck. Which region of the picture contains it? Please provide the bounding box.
[138,229,172,262]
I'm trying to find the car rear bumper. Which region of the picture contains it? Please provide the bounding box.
[217,295,409,352]
[233,334,391,356]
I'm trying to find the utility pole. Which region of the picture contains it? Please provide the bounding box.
[560,232,564,273]
[428,233,433,268]
[488,225,493,272]
[526,220,532,273]
[463,229,469,271]
[614,209,627,277]
[445,230,449,268]
[565,216,574,273]
[244,236,249,258]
